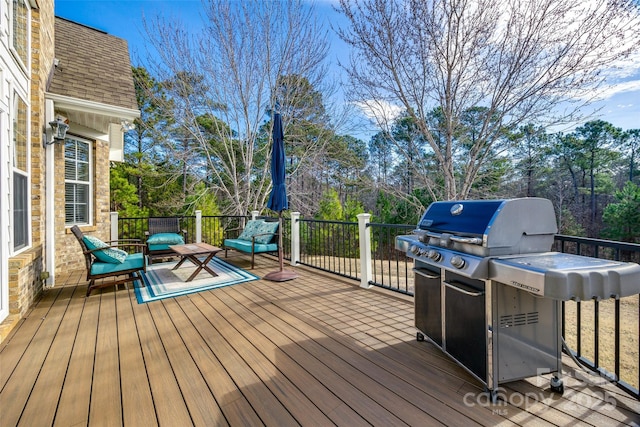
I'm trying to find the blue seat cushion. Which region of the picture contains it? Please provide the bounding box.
[224,238,277,253]
[90,252,145,276]
[148,243,175,252]
[147,233,184,245]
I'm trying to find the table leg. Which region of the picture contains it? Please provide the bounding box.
[172,255,189,270]
[198,253,219,277]
[184,253,219,282]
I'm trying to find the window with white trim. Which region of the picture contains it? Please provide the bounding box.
[64,137,92,225]
[12,0,29,67]
[12,93,29,251]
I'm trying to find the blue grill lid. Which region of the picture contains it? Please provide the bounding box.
[418,200,505,236]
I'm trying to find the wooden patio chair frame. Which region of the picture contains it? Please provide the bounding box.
[71,225,147,296]
[144,217,188,264]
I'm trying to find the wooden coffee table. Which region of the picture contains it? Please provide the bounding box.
[169,243,223,282]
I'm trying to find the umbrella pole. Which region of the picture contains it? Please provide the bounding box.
[264,211,298,282]
[278,211,284,271]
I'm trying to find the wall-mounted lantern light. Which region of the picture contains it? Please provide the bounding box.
[44,117,69,146]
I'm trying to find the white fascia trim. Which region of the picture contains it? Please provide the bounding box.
[45,92,140,120]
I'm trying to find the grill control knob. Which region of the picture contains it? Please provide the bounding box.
[427,249,442,262]
[450,255,466,269]
[410,245,421,255]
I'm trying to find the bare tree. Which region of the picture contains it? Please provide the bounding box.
[141,0,331,215]
[337,0,640,201]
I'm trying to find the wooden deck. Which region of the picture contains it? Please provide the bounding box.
[2,253,639,426]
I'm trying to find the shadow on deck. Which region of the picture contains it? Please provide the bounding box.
[1,252,639,426]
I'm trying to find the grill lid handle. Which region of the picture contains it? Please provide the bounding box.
[449,235,483,245]
[422,231,483,247]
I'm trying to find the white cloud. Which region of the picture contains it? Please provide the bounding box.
[603,51,640,80]
[595,78,640,101]
[353,99,403,123]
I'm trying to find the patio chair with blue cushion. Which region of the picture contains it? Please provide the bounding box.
[223,218,279,268]
[71,225,147,297]
[145,217,187,264]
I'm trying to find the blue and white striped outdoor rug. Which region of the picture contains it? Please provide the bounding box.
[134,256,258,303]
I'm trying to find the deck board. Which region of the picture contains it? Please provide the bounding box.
[148,298,228,426]
[210,288,370,425]
[116,286,157,427]
[1,253,639,426]
[91,291,122,425]
[232,277,505,426]
[230,283,413,426]
[53,281,100,427]
[183,294,301,427]
[130,294,193,426]
[17,285,85,427]
[1,285,72,427]
[224,281,469,426]
[167,297,261,425]
[185,294,334,426]
[0,284,64,387]
[206,290,372,427]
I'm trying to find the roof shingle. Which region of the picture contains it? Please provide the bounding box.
[49,17,137,111]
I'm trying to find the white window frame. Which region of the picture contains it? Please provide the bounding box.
[11,91,30,253]
[64,136,93,226]
[10,0,31,73]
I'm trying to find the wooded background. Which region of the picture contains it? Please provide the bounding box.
[109,0,640,243]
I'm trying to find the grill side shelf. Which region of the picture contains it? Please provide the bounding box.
[489,252,640,301]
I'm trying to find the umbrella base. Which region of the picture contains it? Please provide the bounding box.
[263,269,298,282]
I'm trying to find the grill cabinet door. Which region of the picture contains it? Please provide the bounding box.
[444,271,486,380]
[414,266,442,345]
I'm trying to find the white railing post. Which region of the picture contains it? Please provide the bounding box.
[195,210,202,243]
[110,212,119,241]
[358,213,372,289]
[290,212,300,266]
[251,210,259,220]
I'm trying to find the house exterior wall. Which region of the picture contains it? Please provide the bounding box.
[57,137,112,274]
[0,0,54,343]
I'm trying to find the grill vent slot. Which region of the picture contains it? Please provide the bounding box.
[499,312,539,328]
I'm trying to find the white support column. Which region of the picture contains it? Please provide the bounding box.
[44,99,56,287]
[195,210,202,243]
[290,212,300,266]
[110,212,119,241]
[358,213,372,289]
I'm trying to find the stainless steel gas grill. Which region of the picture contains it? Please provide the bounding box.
[396,198,640,398]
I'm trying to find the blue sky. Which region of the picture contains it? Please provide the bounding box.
[54,0,640,136]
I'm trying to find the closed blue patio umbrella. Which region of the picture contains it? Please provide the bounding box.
[264,113,297,281]
[267,112,287,212]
